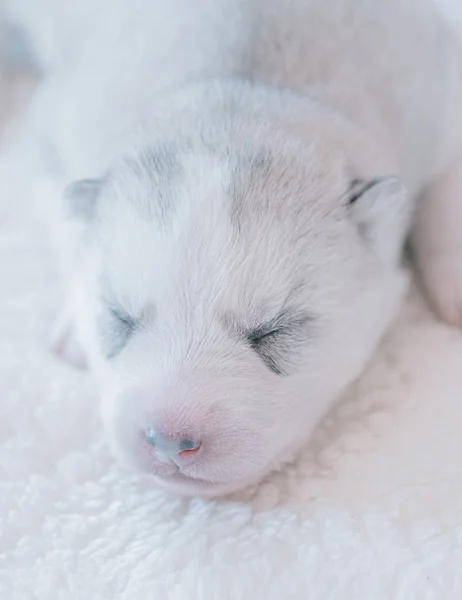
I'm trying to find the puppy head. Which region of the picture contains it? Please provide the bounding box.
[64,123,410,497]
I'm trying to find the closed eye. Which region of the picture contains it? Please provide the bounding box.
[244,312,313,376]
[99,302,139,359]
[109,305,137,330]
[247,327,281,346]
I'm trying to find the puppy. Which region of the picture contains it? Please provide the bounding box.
[2,0,462,497]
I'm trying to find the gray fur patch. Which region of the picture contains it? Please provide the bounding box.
[228,148,308,234]
[108,147,183,226]
[64,178,104,220]
[3,23,36,67]
[229,150,274,229]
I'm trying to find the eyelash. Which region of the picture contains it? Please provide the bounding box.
[109,305,137,330]
[245,314,313,376]
[247,327,281,346]
[98,303,138,359]
[246,325,289,376]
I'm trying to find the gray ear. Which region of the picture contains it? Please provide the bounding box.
[63,179,103,221]
[348,176,412,265]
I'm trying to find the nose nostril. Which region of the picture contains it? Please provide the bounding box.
[145,428,157,447]
[179,439,201,452]
[144,429,201,458]
[178,439,201,458]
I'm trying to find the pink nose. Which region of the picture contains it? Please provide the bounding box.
[145,429,201,464]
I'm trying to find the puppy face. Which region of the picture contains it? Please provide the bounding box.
[66,131,410,497]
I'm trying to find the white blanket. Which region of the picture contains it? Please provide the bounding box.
[1,4,462,598]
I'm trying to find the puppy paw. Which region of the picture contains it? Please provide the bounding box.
[419,250,462,327]
[412,158,462,328]
[49,308,88,369]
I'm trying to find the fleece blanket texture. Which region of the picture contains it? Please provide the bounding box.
[1,5,462,598]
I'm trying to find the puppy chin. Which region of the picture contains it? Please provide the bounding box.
[148,471,264,499]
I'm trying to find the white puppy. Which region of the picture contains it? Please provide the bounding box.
[2,0,462,497]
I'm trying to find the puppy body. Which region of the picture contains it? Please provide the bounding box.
[6,0,461,181]
[3,0,462,496]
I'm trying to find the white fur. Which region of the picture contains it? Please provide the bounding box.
[2,0,462,497]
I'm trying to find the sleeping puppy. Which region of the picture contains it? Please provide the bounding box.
[2,0,462,497]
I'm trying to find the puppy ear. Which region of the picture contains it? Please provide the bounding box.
[63,179,103,221]
[348,176,412,265]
